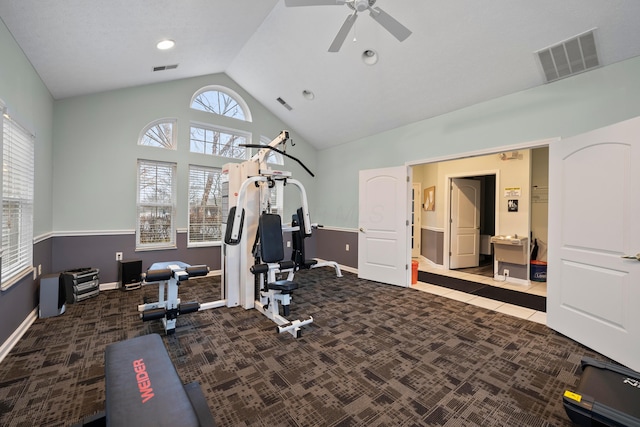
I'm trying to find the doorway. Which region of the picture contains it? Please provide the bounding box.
[448,174,496,277]
[412,146,549,290]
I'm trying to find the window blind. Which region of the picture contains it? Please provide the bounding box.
[2,106,35,289]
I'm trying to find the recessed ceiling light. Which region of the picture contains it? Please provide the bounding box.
[362,49,378,65]
[156,39,175,50]
[302,90,315,100]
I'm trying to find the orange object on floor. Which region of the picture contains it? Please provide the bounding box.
[411,260,419,284]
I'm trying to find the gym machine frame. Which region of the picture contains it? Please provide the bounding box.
[137,261,209,335]
[200,130,340,338]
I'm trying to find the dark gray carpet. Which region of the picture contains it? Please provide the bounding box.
[0,268,604,426]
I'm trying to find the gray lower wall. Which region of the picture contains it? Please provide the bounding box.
[421,228,444,265]
[315,229,357,269]
[52,233,221,284]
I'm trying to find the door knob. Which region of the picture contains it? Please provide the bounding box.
[359,227,365,233]
[621,253,640,261]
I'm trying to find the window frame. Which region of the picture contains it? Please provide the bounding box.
[136,159,177,250]
[1,102,35,290]
[189,121,251,160]
[187,165,224,247]
[138,118,178,150]
[260,135,285,166]
[189,85,252,122]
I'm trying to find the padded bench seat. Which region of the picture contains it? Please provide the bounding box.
[105,334,215,427]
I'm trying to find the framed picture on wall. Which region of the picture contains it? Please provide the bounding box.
[424,186,435,211]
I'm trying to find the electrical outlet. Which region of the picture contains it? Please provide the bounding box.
[38,264,42,275]
[116,252,123,261]
[504,269,509,277]
[286,241,291,248]
[345,244,350,251]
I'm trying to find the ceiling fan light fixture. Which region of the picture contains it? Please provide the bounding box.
[302,90,315,100]
[156,39,175,50]
[362,49,378,65]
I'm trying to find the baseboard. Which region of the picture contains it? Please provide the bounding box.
[99,282,119,291]
[0,307,38,364]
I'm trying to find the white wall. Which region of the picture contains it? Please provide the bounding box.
[314,56,640,229]
[0,20,54,238]
[52,74,317,233]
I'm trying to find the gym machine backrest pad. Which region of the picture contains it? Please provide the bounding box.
[259,213,286,263]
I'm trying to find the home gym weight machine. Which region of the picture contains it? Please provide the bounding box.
[137,261,209,335]
[210,130,340,338]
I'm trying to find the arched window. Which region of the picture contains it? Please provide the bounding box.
[190,86,252,122]
[139,118,177,149]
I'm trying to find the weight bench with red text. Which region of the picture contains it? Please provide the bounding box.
[104,334,215,427]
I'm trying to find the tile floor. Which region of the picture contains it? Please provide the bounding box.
[414,258,548,325]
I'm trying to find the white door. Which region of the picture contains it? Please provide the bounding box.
[548,116,640,371]
[412,183,421,258]
[449,178,481,269]
[358,166,410,287]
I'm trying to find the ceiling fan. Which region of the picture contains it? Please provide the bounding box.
[284,0,412,52]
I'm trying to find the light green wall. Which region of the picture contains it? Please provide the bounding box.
[315,56,640,228]
[0,18,54,237]
[52,74,317,232]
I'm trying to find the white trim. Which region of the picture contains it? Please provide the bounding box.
[0,308,37,364]
[33,232,54,244]
[99,282,119,291]
[53,229,136,237]
[422,225,445,232]
[407,137,558,167]
[316,226,358,233]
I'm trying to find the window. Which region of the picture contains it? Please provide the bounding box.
[139,119,177,149]
[260,135,285,166]
[190,124,249,160]
[188,166,223,245]
[190,86,251,122]
[137,160,176,249]
[1,106,35,290]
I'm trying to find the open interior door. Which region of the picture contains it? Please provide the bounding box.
[449,178,481,269]
[548,116,640,371]
[358,166,410,287]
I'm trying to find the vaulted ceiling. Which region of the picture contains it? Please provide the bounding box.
[2,0,640,149]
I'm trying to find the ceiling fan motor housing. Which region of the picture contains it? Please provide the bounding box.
[349,0,376,12]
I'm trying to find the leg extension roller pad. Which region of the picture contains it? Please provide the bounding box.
[105,334,215,427]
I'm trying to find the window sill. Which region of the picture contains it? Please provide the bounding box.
[135,245,177,252]
[1,267,34,292]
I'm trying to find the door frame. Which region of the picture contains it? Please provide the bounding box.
[443,170,500,270]
[412,182,422,258]
[408,138,558,272]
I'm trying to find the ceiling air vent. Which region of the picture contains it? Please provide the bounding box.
[276,97,293,111]
[153,64,179,72]
[536,29,599,83]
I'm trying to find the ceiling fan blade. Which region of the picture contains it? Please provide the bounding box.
[284,0,346,6]
[328,13,358,52]
[368,7,412,42]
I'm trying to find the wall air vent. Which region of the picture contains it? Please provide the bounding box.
[276,97,293,111]
[153,64,179,72]
[536,29,599,83]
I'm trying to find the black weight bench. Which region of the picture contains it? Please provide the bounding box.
[104,334,215,427]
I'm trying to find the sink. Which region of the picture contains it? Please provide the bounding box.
[490,235,527,246]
